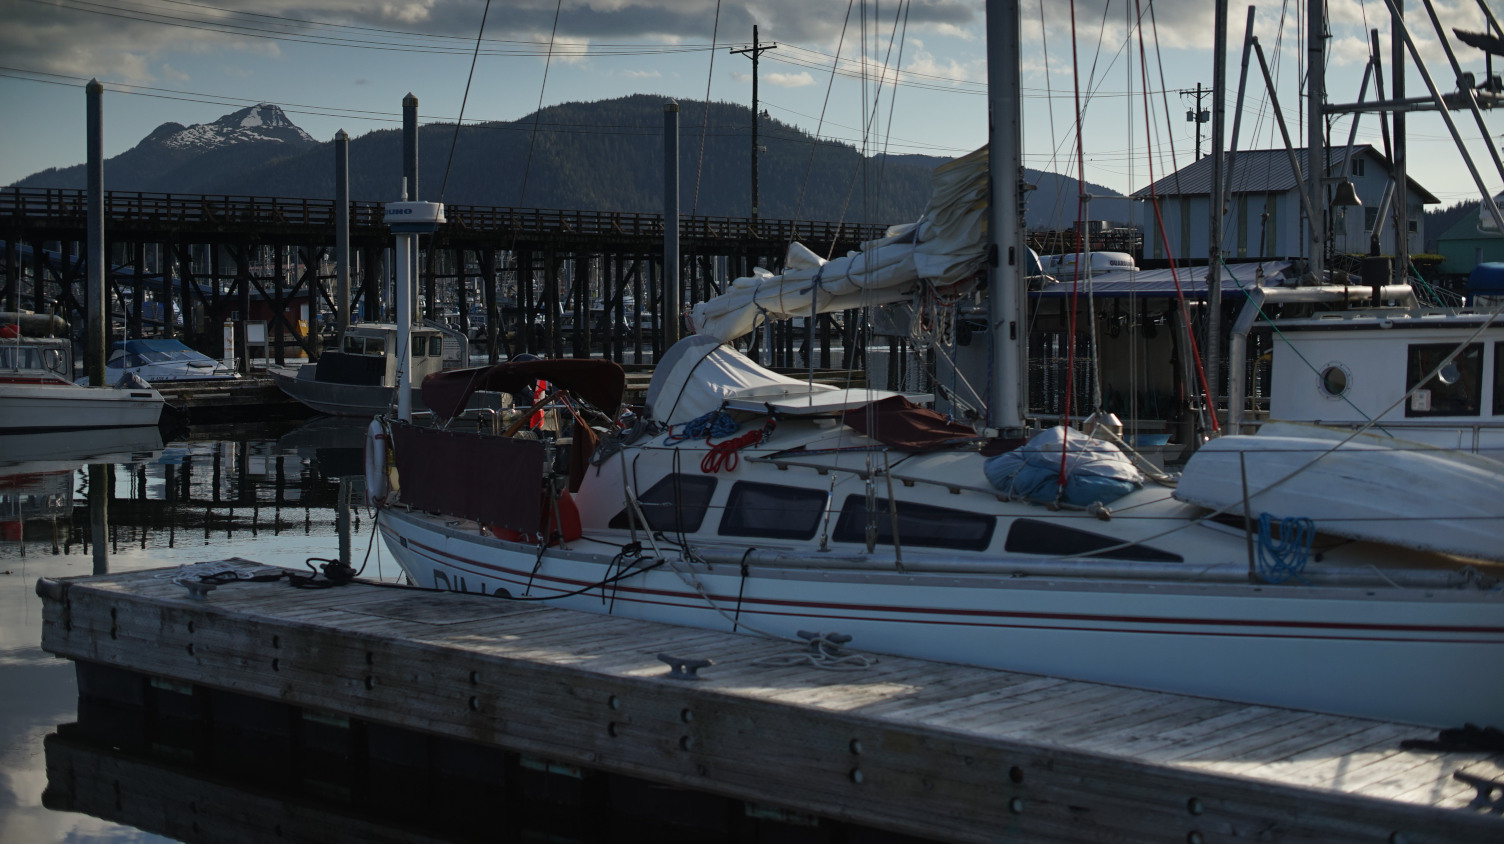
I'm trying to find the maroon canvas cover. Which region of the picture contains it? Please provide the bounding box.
[842,395,982,453]
[421,358,625,421]
[391,422,544,532]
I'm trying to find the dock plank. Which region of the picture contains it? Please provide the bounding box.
[36,567,1504,844]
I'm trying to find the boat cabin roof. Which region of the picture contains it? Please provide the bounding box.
[342,323,441,339]
[1271,308,1504,333]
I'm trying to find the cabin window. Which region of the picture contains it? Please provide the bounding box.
[608,473,716,533]
[831,495,995,551]
[718,482,826,540]
[1494,343,1504,417]
[429,336,445,356]
[1405,343,1482,417]
[343,335,363,354]
[1004,518,1183,562]
[1,345,66,374]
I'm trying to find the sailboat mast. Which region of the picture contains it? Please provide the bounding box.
[986,0,1027,432]
[1207,0,1228,415]
[1307,0,1328,282]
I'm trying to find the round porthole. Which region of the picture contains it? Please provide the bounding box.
[1319,363,1350,398]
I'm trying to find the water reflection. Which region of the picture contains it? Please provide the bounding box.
[3,418,901,844]
[0,417,369,844]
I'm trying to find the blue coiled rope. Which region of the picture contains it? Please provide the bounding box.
[664,408,739,444]
[1256,513,1315,584]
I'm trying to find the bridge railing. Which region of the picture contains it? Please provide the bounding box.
[1,187,888,244]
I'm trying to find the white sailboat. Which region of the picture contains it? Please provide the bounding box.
[373,2,1504,728]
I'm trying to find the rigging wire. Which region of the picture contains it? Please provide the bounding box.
[517,0,565,208]
[832,0,909,250]
[691,0,724,216]
[1058,0,1089,493]
[1133,0,1219,436]
[792,0,857,226]
[439,0,493,202]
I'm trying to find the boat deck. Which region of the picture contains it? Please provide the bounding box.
[36,564,1504,843]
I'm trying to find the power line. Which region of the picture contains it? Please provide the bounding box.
[0,65,985,157]
[27,0,722,57]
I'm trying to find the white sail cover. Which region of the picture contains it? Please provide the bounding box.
[645,335,836,425]
[689,145,991,343]
[1175,423,1504,562]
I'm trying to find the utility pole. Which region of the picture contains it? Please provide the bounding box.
[1182,83,1211,159]
[732,26,776,219]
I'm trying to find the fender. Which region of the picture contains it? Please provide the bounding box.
[365,416,391,508]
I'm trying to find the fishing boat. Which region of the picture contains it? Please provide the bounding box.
[371,3,1504,728]
[1233,305,1504,456]
[268,322,465,417]
[0,313,165,433]
[76,337,239,385]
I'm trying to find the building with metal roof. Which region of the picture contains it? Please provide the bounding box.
[1131,145,1438,263]
[1435,197,1504,278]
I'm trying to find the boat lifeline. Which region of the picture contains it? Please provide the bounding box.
[370,3,1503,728]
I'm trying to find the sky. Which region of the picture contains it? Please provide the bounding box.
[1,0,1500,217]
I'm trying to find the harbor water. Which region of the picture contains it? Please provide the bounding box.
[0,419,370,842]
[1,418,912,843]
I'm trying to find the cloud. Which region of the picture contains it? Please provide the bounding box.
[766,71,813,88]
[3,0,1490,111]
[376,0,438,26]
[903,42,985,87]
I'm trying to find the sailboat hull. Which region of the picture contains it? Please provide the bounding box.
[380,507,1504,728]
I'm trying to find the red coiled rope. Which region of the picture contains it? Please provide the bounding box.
[701,417,778,473]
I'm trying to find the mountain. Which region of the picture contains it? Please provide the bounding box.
[12,96,1131,228]
[16,103,318,194]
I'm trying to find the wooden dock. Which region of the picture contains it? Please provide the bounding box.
[36,564,1504,843]
[156,375,309,422]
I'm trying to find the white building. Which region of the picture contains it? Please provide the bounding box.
[1132,146,1436,262]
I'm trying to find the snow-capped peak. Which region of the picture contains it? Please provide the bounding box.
[219,103,297,131]
[150,104,315,153]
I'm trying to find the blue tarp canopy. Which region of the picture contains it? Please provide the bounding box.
[1031,261,1293,299]
[1467,263,1504,295]
[113,339,203,356]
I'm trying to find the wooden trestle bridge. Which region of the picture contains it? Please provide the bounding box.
[0,187,888,367]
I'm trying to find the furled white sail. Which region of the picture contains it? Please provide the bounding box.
[689,145,990,343]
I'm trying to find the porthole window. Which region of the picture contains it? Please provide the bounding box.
[1318,363,1349,398]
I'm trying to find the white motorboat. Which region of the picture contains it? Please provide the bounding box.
[370,4,1504,729]
[76,338,239,385]
[0,316,164,433]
